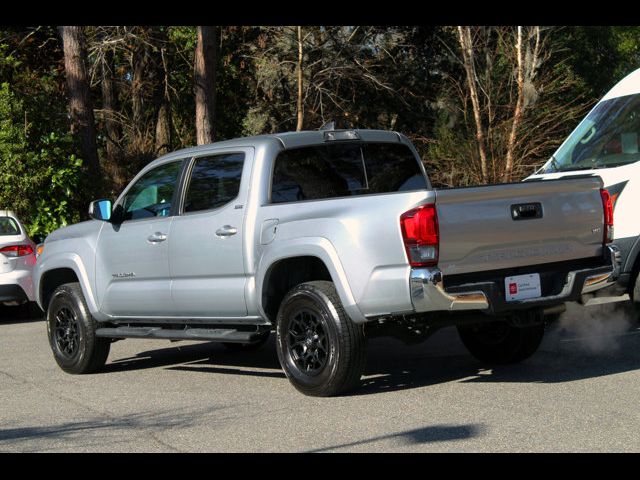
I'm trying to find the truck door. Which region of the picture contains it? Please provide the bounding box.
[95,160,184,317]
[168,149,252,317]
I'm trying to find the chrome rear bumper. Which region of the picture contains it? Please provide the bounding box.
[410,245,620,314]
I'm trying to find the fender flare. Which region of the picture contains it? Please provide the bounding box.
[255,237,367,324]
[34,253,100,315]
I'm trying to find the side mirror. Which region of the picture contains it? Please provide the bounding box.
[88,199,113,222]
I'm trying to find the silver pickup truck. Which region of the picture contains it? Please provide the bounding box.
[33,129,618,396]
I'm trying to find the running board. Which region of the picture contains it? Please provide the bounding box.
[95,326,267,343]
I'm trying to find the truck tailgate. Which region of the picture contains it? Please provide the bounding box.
[435,177,606,276]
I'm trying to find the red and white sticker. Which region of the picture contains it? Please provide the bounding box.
[505,273,541,301]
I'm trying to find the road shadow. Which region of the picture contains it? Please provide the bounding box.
[0,304,43,325]
[0,405,231,452]
[101,306,640,396]
[357,318,640,395]
[306,423,483,452]
[104,337,284,379]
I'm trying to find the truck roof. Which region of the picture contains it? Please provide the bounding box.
[601,67,640,101]
[151,129,403,166]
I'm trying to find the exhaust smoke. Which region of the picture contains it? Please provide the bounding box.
[555,300,639,354]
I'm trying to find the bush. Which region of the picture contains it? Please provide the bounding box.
[0,82,84,237]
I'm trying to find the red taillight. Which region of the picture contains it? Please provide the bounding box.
[0,244,34,257]
[400,204,439,267]
[600,188,614,244]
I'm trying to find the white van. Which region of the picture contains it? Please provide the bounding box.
[526,68,640,303]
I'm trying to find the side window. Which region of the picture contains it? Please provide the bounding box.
[183,153,245,213]
[121,161,183,221]
[362,143,428,192]
[271,144,365,203]
[271,143,426,203]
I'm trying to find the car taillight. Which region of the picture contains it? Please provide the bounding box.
[600,188,614,244]
[0,244,34,257]
[400,204,439,267]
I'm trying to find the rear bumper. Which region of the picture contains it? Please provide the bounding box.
[410,245,620,315]
[0,284,29,302]
[0,269,35,302]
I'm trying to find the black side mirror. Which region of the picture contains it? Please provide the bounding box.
[88,199,113,222]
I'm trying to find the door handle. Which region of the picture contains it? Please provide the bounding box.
[147,232,168,243]
[215,225,238,237]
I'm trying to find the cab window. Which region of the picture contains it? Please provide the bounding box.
[183,153,245,213]
[121,161,183,221]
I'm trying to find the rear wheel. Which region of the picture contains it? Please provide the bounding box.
[276,281,366,397]
[457,318,545,365]
[632,270,640,303]
[46,283,110,374]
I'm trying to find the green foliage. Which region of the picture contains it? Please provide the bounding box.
[27,134,84,237]
[0,82,84,237]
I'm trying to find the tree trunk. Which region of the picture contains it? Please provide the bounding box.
[194,26,217,145]
[59,26,100,177]
[296,26,304,131]
[503,26,525,183]
[155,100,172,155]
[131,38,149,150]
[100,47,125,188]
[457,26,489,184]
[154,33,172,156]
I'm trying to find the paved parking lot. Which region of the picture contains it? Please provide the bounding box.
[1,301,639,452]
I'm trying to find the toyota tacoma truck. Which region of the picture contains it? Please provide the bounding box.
[33,129,619,396]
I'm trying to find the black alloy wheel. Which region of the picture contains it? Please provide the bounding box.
[276,281,366,397]
[53,306,81,360]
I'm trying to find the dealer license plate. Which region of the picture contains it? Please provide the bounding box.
[505,273,541,302]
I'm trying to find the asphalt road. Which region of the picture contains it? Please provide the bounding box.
[1,301,640,453]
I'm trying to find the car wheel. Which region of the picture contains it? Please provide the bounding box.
[457,319,545,365]
[47,283,110,374]
[276,281,366,397]
[222,331,271,351]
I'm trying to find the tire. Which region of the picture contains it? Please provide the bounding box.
[46,283,110,374]
[632,270,640,304]
[222,331,271,352]
[276,281,366,397]
[457,319,545,365]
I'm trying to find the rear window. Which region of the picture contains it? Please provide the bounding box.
[0,217,20,236]
[270,142,427,204]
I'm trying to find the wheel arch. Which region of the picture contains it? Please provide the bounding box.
[36,254,98,314]
[256,238,365,324]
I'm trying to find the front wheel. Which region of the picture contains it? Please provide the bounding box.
[46,283,110,374]
[276,281,366,397]
[457,319,545,365]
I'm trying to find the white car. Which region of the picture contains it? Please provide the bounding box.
[526,68,640,303]
[0,210,36,306]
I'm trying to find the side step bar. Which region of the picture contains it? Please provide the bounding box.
[95,326,268,344]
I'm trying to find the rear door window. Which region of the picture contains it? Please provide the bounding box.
[0,217,20,236]
[271,142,427,203]
[183,153,245,213]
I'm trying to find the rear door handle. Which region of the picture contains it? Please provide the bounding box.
[215,225,238,237]
[147,232,168,243]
